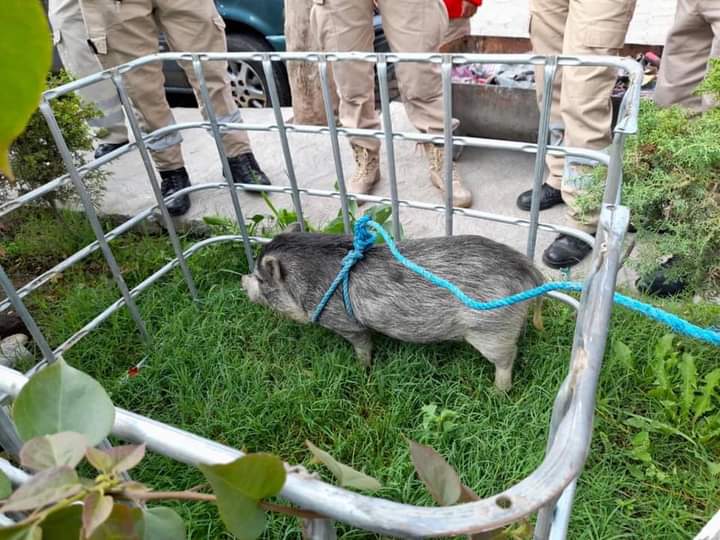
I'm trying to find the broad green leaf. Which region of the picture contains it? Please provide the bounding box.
[651,351,673,398]
[0,470,10,499]
[83,492,114,538]
[88,503,144,540]
[408,439,461,505]
[707,462,720,476]
[612,340,633,370]
[199,454,285,540]
[199,454,285,501]
[85,444,145,474]
[306,441,381,492]
[0,523,41,540]
[629,431,652,463]
[0,466,81,513]
[0,0,52,177]
[20,432,88,471]
[86,447,115,473]
[694,368,720,423]
[12,358,115,446]
[654,334,675,361]
[142,507,186,540]
[41,505,83,540]
[678,353,697,420]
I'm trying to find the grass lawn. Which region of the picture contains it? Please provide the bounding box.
[2,208,720,539]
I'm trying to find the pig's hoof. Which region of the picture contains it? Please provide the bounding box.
[494,374,513,394]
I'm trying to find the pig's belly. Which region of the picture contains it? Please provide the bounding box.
[372,324,466,344]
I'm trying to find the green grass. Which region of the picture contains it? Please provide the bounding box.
[4,208,720,539]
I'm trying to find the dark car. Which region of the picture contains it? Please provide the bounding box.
[161,1,393,108]
[46,0,394,109]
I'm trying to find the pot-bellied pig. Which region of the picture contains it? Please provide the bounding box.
[242,224,544,391]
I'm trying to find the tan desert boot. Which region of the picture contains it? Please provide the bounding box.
[348,144,380,197]
[424,143,472,208]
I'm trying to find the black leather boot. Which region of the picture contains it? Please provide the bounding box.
[227,153,271,186]
[516,183,564,211]
[542,234,594,269]
[159,167,191,217]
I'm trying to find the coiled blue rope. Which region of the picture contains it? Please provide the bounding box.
[311,217,720,347]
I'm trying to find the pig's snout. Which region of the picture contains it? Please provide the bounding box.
[241,274,260,304]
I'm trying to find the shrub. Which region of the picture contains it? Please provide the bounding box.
[0,71,109,209]
[577,61,720,294]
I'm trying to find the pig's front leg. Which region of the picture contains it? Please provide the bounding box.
[337,330,374,368]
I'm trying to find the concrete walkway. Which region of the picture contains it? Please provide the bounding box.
[99,103,637,286]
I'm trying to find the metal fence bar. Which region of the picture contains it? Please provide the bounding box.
[0,52,643,539]
[0,265,55,364]
[548,478,577,540]
[534,375,573,538]
[318,56,351,233]
[49,235,250,359]
[260,54,306,232]
[110,70,200,301]
[526,56,558,259]
[41,53,642,101]
[441,56,454,236]
[376,54,401,239]
[0,408,23,457]
[38,101,150,346]
[190,54,255,269]
[603,131,626,206]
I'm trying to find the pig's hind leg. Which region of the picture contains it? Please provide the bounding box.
[337,330,374,368]
[464,332,517,392]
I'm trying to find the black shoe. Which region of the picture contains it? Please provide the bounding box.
[636,257,687,297]
[516,183,564,211]
[159,167,191,217]
[227,153,271,186]
[542,234,594,269]
[94,141,129,160]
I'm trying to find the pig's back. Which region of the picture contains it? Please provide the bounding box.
[350,235,543,342]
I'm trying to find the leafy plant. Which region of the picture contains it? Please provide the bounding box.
[203,194,402,246]
[620,334,720,478]
[0,0,52,178]
[575,61,720,294]
[1,71,110,209]
[0,358,296,539]
[420,404,459,439]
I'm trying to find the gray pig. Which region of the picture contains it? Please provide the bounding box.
[241,224,544,391]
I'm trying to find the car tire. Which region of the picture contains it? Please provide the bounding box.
[225,33,291,108]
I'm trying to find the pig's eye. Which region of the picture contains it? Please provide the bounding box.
[255,274,265,284]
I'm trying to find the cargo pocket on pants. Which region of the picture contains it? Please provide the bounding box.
[582,27,626,50]
[87,34,108,55]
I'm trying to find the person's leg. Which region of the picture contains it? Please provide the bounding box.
[542,0,636,269]
[441,17,471,50]
[310,0,380,195]
[155,0,269,185]
[80,0,190,215]
[48,0,128,155]
[655,0,713,111]
[515,0,568,212]
[558,0,636,229]
[378,0,471,207]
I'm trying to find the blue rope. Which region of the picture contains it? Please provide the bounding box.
[310,215,377,323]
[311,218,720,347]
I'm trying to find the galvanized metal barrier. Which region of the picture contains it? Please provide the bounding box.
[0,51,642,538]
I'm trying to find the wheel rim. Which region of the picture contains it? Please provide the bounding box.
[227,60,268,108]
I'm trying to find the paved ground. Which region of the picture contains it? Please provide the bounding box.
[99,104,637,286]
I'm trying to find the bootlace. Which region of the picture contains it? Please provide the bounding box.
[353,147,378,177]
[426,144,460,183]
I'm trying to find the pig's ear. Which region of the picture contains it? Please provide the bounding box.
[262,255,285,283]
[284,222,302,234]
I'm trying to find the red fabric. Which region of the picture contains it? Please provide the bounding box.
[443,0,483,19]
